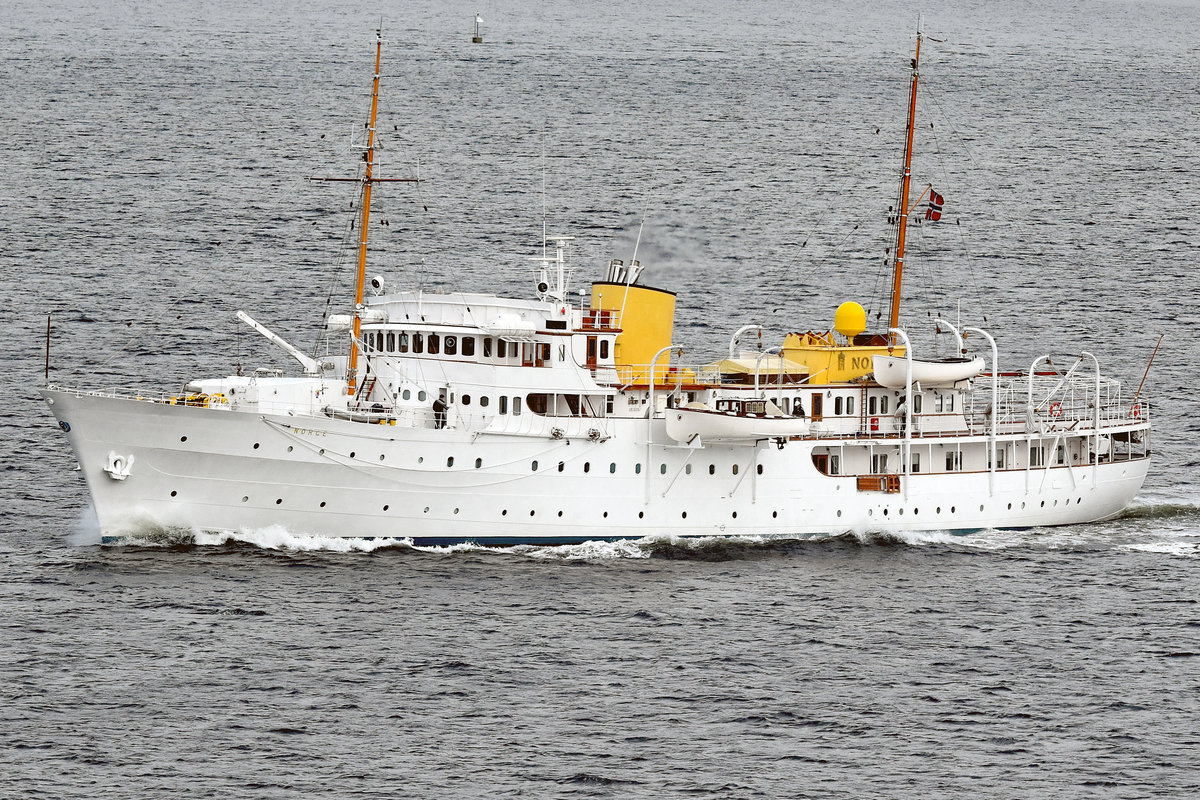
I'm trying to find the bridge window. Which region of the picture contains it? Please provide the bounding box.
[412,333,424,354]
[483,337,492,357]
[427,334,440,355]
[497,340,507,359]
[386,332,395,351]
[834,397,844,415]
[462,337,475,357]
[444,335,457,355]
[398,333,409,353]
[600,340,610,360]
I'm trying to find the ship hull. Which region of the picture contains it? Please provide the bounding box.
[45,389,1151,545]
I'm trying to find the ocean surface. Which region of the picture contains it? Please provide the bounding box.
[3,0,1199,797]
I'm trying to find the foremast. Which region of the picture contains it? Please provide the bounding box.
[311,30,418,396]
[887,26,922,339]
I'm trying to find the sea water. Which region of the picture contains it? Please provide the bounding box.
[3,1,1199,797]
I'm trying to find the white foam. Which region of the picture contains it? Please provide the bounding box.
[192,526,409,552]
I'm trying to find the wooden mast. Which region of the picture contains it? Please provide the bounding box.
[311,31,418,397]
[888,27,923,339]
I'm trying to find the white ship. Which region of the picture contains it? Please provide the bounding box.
[43,30,1152,546]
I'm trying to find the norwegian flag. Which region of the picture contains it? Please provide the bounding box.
[925,189,944,221]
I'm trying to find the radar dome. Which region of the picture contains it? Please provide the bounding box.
[834,302,866,338]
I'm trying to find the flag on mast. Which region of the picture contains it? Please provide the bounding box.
[925,189,944,221]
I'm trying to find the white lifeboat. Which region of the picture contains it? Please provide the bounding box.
[665,399,809,444]
[872,354,985,389]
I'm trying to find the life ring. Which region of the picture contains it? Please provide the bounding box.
[1049,402,1062,417]
[1131,402,1142,419]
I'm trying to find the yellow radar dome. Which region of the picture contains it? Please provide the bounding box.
[834,302,866,338]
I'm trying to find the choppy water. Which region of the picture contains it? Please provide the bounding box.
[3,1,1199,797]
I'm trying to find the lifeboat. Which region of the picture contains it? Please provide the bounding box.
[665,399,809,444]
[872,354,985,389]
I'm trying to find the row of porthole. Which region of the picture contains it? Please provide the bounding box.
[239,438,769,476]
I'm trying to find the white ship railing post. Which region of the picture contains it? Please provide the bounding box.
[1080,351,1100,488]
[646,344,679,499]
[964,326,998,496]
[888,328,913,500]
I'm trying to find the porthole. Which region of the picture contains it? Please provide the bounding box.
[979,505,984,512]
[883,508,889,516]
[379,454,385,461]
[732,511,738,519]
[474,458,482,469]
[1040,500,1045,507]
[708,464,715,475]
[180,436,188,443]
[635,463,642,474]
[638,511,644,519]
[319,501,326,508]
[319,448,325,455]
[532,460,539,471]
[287,446,293,453]
[682,511,687,519]
[583,462,591,473]
[951,506,956,513]
[170,490,177,497]
[772,511,778,519]
[1007,503,1012,510]
[424,506,430,513]
[418,391,427,402]
[936,506,941,513]
[732,464,739,475]
[402,389,412,400]
[660,464,667,474]
[447,456,454,467]
[913,508,919,515]
[685,464,692,475]
[275,498,282,505]
[462,395,471,406]
[557,510,563,517]
[480,396,489,408]
[453,508,460,515]
[349,451,356,459]
[868,509,873,516]
[242,496,249,503]
[557,461,564,472]
[530,510,535,517]
[253,442,260,450]
[603,511,608,518]
[837,510,842,517]
[609,463,616,474]
[757,465,763,475]
[383,504,389,511]
[417,456,423,464]
[502,509,507,516]
[898,508,903,515]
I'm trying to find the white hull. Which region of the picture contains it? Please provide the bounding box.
[46,389,1151,545]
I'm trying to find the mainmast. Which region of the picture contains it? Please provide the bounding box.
[310,30,418,396]
[887,26,923,338]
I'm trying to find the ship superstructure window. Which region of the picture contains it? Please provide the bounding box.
[869,396,878,415]
[499,396,508,414]
[946,394,955,412]
[846,397,855,415]
[480,396,489,408]
[913,395,922,413]
[413,333,424,354]
[911,452,921,473]
[428,334,440,355]
[444,335,457,355]
[872,454,888,473]
[386,332,395,351]
[483,337,492,357]
[512,397,522,415]
[497,340,507,359]
[461,395,471,406]
[834,397,844,415]
[398,333,409,353]
[946,450,962,471]
[1057,445,1066,465]
[600,340,610,360]
[880,396,890,414]
[829,455,840,475]
[462,337,475,357]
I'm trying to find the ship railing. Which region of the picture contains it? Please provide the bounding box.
[963,373,1147,435]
